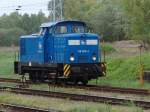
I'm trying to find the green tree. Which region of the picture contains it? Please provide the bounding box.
[0,11,48,46]
[61,0,127,41]
[123,0,150,44]
[64,0,97,20]
[87,0,127,41]
[0,28,25,46]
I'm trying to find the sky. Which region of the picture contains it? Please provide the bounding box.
[0,0,50,16]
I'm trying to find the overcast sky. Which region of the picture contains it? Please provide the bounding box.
[0,0,50,16]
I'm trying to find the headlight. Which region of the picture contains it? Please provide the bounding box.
[92,56,96,61]
[70,56,75,61]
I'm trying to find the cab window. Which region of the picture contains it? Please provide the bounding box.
[55,25,67,34]
[39,28,46,36]
[49,27,53,34]
[72,25,85,33]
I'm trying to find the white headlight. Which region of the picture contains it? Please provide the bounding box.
[92,56,96,61]
[70,56,75,61]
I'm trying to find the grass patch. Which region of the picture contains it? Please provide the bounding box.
[0,51,14,75]
[0,47,20,78]
[101,44,116,54]
[91,53,150,89]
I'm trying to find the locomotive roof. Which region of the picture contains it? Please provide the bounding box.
[40,20,86,28]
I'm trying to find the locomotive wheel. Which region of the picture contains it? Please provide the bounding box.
[81,76,88,85]
[29,74,33,81]
[81,80,88,85]
[73,78,79,85]
[29,72,37,82]
[37,71,45,82]
[40,74,45,82]
[29,73,36,82]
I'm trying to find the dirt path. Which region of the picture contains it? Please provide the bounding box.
[109,40,147,58]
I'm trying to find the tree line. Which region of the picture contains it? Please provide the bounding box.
[0,11,48,46]
[63,0,150,44]
[0,0,150,46]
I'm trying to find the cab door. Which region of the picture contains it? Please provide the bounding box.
[44,27,54,63]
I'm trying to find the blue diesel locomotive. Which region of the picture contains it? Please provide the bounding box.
[14,20,106,84]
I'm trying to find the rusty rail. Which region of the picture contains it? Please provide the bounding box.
[0,103,60,112]
[49,84,150,95]
[0,77,149,95]
[0,78,21,83]
[0,86,150,109]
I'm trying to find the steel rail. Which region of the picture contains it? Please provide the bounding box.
[0,103,61,112]
[49,84,150,95]
[0,86,150,109]
[0,77,149,95]
[0,78,31,84]
[0,78,21,83]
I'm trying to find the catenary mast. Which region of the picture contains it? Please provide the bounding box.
[48,0,64,22]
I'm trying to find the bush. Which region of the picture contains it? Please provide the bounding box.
[101,44,116,54]
[0,28,25,46]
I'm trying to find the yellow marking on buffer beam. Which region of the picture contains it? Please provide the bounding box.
[64,64,71,77]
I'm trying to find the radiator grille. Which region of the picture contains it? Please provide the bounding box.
[78,56,88,62]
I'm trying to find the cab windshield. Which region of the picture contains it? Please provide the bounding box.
[72,25,85,33]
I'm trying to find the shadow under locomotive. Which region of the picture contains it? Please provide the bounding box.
[14,62,106,85]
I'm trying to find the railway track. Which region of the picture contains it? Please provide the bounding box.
[50,84,150,95]
[0,77,149,95]
[0,86,150,109]
[0,78,29,83]
[0,103,60,112]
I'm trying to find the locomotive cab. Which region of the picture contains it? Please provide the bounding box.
[14,20,106,85]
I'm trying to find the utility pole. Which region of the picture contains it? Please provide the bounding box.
[53,0,56,21]
[139,44,144,86]
[60,0,63,21]
[48,0,64,22]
